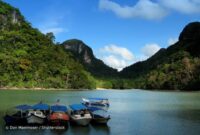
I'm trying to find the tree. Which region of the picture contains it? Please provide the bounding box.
[45,32,55,43]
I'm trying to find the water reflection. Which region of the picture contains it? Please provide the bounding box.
[156,109,200,123]
[69,125,90,135]
[50,128,68,135]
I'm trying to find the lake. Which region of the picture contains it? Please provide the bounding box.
[0,89,200,135]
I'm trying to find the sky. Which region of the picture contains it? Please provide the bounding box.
[4,0,200,71]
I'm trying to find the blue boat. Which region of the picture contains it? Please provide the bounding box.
[4,104,32,125]
[87,106,110,125]
[69,104,92,126]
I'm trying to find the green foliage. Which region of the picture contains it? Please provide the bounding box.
[0,1,96,89]
[95,79,113,89]
[0,1,13,14]
[45,32,55,43]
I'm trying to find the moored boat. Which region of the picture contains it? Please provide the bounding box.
[69,104,92,126]
[4,104,31,125]
[49,104,69,127]
[87,107,110,125]
[26,103,49,125]
[82,98,110,109]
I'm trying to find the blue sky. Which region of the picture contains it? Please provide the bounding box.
[4,0,200,70]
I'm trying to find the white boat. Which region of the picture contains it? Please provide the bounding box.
[69,104,92,126]
[27,110,46,124]
[82,98,109,107]
[26,103,49,125]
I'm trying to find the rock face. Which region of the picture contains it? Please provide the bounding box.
[11,10,20,24]
[63,39,94,64]
[0,1,24,30]
[62,39,118,77]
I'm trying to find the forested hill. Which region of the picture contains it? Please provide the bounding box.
[0,1,96,89]
[61,39,118,78]
[120,22,200,90]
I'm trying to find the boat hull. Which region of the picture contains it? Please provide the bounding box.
[49,112,69,127]
[27,114,46,125]
[70,117,92,126]
[49,120,68,127]
[91,117,110,124]
[91,114,110,124]
[4,115,27,126]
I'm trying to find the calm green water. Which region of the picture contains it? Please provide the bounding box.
[0,89,200,135]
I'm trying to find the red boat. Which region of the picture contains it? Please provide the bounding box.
[49,105,69,127]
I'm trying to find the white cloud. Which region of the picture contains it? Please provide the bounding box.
[38,17,67,35]
[39,18,67,35]
[167,37,178,46]
[160,0,200,14]
[101,44,134,60]
[102,55,128,71]
[99,44,135,71]
[99,0,167,20]
[99,0,200,20]
[99,44,162,70]
[141,44,161,57]
[41,27,66,35]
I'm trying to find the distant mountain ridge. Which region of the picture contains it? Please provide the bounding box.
[61,39,118,78]
[120,22,200,90]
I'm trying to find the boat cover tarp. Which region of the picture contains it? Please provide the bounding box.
[69,104,87,111]
[15,104,32,111]
[32,103,49,110]
[51,105,67,112]
[87,106,106,112]
[88,98,108,101]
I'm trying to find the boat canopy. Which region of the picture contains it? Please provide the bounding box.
[32,103,49,110]
[69,104,87,111]
[88,98,108,101]
[51,105,67,112]
[15,104,32,111]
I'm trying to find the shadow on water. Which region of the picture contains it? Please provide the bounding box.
[91,124,111,135]
[69,124,91,135]
[50,128,68,135]
[0,111,6,134]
